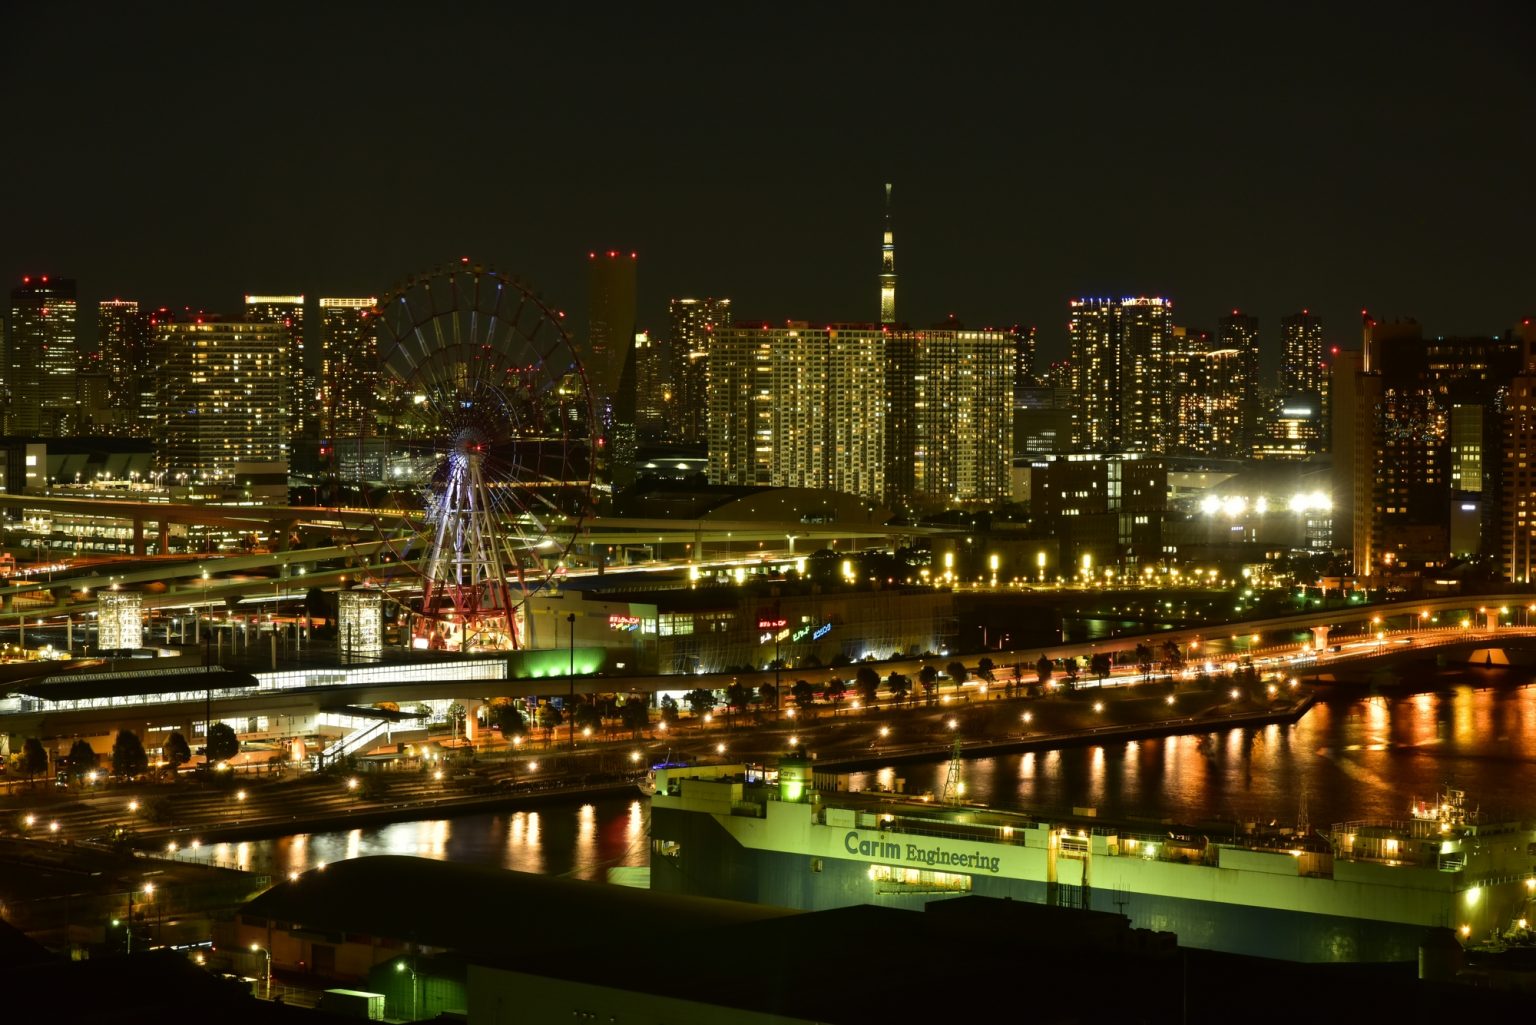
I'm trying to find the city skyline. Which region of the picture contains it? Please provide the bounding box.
[3,5,1532,365]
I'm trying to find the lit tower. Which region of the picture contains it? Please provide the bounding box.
[879,183,897,325]
[244,295,308,445]
[8,276,78,436]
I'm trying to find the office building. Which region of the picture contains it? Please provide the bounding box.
[1069,297,1173,452]
[668,297,730,445]
[244,295,309,443]
[154,320,288,487]
[707,323,885,501]
[586,251,637,403]
[97,298,149,436]
[1280,311,1325,397]
[1030,452,1167,571]
[1013,325,1037,386]
[8,276,78,436]
[319,298,378,442]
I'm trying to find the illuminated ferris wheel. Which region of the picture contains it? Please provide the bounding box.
[360,261,596,651]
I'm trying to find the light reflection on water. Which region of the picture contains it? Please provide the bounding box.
[172,797,651,881]
[850,673,1536,827]
[170,674,1536,876]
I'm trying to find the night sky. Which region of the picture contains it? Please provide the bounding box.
[4,2,1533,365]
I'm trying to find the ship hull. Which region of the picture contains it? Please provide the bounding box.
[650,804,1514,963]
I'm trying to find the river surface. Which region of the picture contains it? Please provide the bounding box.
[175,668,1536,877]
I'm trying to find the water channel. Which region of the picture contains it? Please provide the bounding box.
[174,668,1536,878]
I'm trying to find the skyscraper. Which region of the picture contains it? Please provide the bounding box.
[97,298,148,436]
[1346,316,1522,575]
[7,276,78,436]
[708,323,885,500]
[319,298,378,442]
[668,297,731,445]
[1013,325,1038,387]
[154,319,288,486]
[906,326,1013,507]
[1503,323,1536,582]
[1169,327,1244,458]
[245,295,308,444]
[1280,311,1324,396]
[879,183,896,325]
[1069,297,1172,452]
[586,251,637,403]
[631,330,669,439]
[1217,310,1260,449]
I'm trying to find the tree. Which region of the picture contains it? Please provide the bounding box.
[826,677,847,713]
[537,702,563,743]
[685,688,717,718]
[919,665,939,705]
[757,682,777,710]
[490,702,526,739]
[1035,654,1054,688]
[1135,643,1155,679]
[977,657,996,683]
[21,738,47,785]
[1089,653,1112,687]
[67,739,99,780]
[573,700,604,733]
[660,694,680,727]
[1063,658,1080,689]
[791,680,816,710]
[854,665,880,707]
[620,698,650,738]
[1161,641,1185,678]
[1009,663,1023,698]
[887,672,911,706]
[164,731,192,772]
[726,681,751,722]
[945,661,968,691]
[112,729,149,779]
[206,723,239,763]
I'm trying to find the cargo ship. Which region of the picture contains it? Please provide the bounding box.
[648,760,1536,962]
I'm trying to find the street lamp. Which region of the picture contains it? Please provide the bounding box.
[395,959,419,1020]
[250,943,271,999]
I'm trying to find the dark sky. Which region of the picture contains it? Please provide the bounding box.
[4,2,1533,365]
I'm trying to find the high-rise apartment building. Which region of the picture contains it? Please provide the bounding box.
[1217,310,1260,449]
[8,276,78,436]
[1270,310,1328,456]
[1503,325,1536,582]
[1069,297,1172,452]
[631,330,669,439]
[586,251,637,403]
[668,297,731,445]
[902,327,1013,508]
[1280,311,1324,397]
[879,183,896,325]
[319,298,378,442]
[1013,325,1038,387]
[1169,327,1244,457]
[154,320,288,484]
[707,323,885,501]
[97,298,149,436]
[245,295,309,443]
[1345,316,1522,575]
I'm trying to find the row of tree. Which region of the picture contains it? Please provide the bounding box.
[12,725,240,786]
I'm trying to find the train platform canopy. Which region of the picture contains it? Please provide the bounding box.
[17,665,259,702]
[328,704,427,723]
